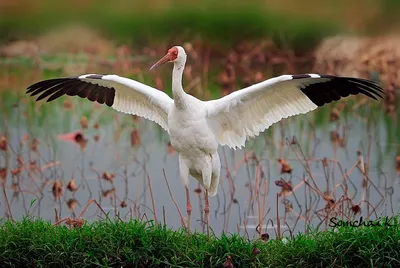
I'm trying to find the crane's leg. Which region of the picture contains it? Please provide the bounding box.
[204,172,220,237]
[185,186,192,234]
[205,189,210,236]
[202,155,212,237]
[179,156,191,234]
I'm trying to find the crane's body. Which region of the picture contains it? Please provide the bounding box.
[167,60,221,196]
[26,45,384,234]
[169,99,221,196]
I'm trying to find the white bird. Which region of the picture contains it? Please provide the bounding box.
[26,45,384,233]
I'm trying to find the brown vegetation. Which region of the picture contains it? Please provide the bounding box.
[314,35,400,115]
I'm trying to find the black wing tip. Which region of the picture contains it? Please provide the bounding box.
[25,76,116,107]
[297,73,385,106]
[26,77,77,92]
[321,74,385,98]
[292,73,384,97]
[344,77,385,100]
[26,75,104,93]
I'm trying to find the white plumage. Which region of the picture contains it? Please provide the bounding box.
[80,74,173,131]
[206,75,320,148]
[27,45,384,232]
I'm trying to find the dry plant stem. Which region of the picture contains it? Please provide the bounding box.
[304,178,310,233]
[78,199,108,219]
[332,160,359,192]
[359,152,367,216]
[288,141,320,190]
[40,161,61,171]
[254,164,262,239]
[303,180,332,205]
[366,135,372,217]
[219,167,227,233]
[244,153,254,214]
[54,199,108,226]
[355,165,383,217]
[185,187,192,234]
[232,151,255,172]
[360,199,379,219]
[2,182,14,222]
[276,193,280,239]
[248,164,258,213]
[243,218,250,240]
[162,206,166,226]
[54,208,59,223]
[162,169,186,228]
[222,149,234,233]
[196,184,205,233]
[261,179,268,235]
[134,185,140,219]
[147,175,158,225]
[205,189,210,236]
[113,185,117,219]
[279,121,285,158]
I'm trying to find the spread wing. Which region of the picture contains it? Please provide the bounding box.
[205,74,384,149]
[26,74,173,131]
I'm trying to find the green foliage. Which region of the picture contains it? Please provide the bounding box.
[0,218,399,267]
[0,5,339,49]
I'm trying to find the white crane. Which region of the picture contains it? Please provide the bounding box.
[27,45,384,234]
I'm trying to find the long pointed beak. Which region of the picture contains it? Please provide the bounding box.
[150,53,171,70]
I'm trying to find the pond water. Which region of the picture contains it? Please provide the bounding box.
[0,61,399,239]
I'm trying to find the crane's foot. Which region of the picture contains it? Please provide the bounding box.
[205,189,210,237]
[186,187,192,235]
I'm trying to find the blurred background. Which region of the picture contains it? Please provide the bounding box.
[1,0,400,237]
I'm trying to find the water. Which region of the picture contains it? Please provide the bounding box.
[0,65,398,239]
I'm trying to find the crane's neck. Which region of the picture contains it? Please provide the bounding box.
[172,61,187,109]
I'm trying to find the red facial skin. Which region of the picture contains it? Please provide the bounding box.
[167,47,178,61]
[150,46,179,70]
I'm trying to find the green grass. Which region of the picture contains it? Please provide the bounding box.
[0,217,400,267]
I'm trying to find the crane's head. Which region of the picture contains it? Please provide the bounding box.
[150,46,186,70]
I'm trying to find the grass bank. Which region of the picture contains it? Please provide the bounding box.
[0,218,399,267]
